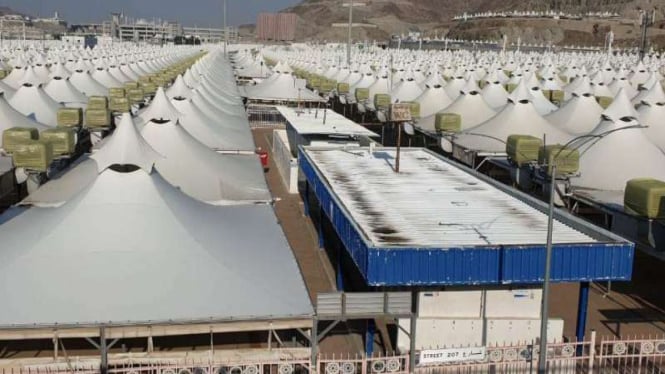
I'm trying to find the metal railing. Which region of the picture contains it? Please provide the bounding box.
[247,105,287,128]
[4,334,665,374]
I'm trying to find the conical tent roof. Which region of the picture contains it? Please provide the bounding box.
[244,71,322,102]
[0,167,312,327]
[632,81,665,106]
[601,88,639,123]
[191,90,246,118]
[573,116,665,191]
[481,82,509,109]
[166,75,193,99]
[3,66,25,89]
[414,85,453,119]
[0,93,50,135]
[546,93,604,136]
[367,74,391,99]
[638,102,665,152]
[417,90,496,132]
[91,113,163,173]
[390,77,424,102]
[140,119,269,204]
[43,77,88,107]
[452,96,570,153]
[69,70,108,97]
[171,98,254,151]
[91,68,123,89]
[8,84,62,127]
[136,87,183,125]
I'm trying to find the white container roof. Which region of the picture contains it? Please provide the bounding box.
[305,147,595,247]
[276,105,378,137]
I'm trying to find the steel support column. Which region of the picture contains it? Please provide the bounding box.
[365,319,375,356]
[409,292,418,374]
[576,282,590,342]
[100,327,108,374]
[303,181,310,217]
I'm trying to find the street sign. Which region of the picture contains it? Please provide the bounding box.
[390,103,412,122]
[418,347,487,365]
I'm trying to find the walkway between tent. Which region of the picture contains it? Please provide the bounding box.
[252,127,370,356]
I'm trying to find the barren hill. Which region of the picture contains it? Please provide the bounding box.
[280,0,665,48]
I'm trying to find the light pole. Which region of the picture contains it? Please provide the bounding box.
[223,0,228,55]
[346,0,353,66]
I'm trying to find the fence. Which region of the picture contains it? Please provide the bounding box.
[4,334,665,374]
[247,105,287,128]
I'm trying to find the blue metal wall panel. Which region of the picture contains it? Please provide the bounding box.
[300,150,370,276]
[299,149,635,287]
[366,247,501,286]
[501,244,634,283]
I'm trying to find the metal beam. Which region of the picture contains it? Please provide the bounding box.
[317,320,341,342]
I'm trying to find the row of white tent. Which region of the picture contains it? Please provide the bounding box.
[255,46,665,192]
[453,10,621,20]
[0,43,313,329]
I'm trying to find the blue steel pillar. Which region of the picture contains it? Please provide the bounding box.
[575,282,590,342]
[318,206,325,249]
[303,182,310,217]
[336,246,344,291]
[365,319,376,356]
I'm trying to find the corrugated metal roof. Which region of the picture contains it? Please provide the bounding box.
[277,106,378,137]
[300,146,634,286]
[306,148,593,247]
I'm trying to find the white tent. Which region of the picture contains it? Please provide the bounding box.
[69,69,108,97]
[166,75,193,99]
[141,119,270,204]
[91,67,124,89]
[572,88,665,191]
[171,97,254,151]
[638,102,665,152]
[0,93,50,136]
[573,117,665,191]
[414,84,453,119]
[136,87,182,125]
[43,77,88,108]
[546,93,604,136]
[244,70,322,102]
[390,75,424,103]
[8,84,63,127]
[417,81,496,133]
[481,81,509,110]
[452,87,570,153]
[0,167,312,327]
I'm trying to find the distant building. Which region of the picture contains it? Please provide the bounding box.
[256,13,297,41]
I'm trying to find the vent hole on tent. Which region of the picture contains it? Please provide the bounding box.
[22,83,33,87]
[619,116,635,122]
[151,119,171,125]
[109,164,141,173]
[53,76,63,80]
[173,96,187,101]
[518,99,529,104]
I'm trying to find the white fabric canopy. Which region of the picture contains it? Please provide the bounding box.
[0,167,312,327]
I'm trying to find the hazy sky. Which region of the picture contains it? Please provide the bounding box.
[3,0,301,26]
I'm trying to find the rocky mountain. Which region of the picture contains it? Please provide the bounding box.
[279,0,665,48]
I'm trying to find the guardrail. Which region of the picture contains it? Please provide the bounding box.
[4,333,665,374]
